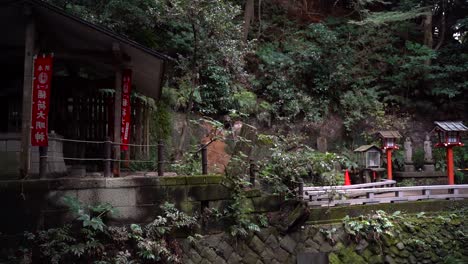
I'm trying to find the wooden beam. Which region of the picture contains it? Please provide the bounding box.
[112,68,122,177]
[20,6,35,178]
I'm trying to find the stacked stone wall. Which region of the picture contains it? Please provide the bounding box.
[181,210,468,264]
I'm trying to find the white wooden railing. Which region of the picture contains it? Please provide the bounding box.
[301,184,468,207]
[304,180,396,191]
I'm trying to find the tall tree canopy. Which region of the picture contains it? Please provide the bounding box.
[48,0,468,131]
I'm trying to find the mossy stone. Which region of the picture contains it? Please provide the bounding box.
[334,242,345,251]
[334,246,366,264]
[368,255,383,264]
[159,176,185,185]
[400,250,410,258]
[362,248,373,261]
[242,189,262,198]
[390,246,400,255]
[187,184,231,201]
[383,235,398,247]
[251,195,283,213]
[429,252,439,262]
[180,201,201,215]
[328,253,342,264]
[385,255,397,264]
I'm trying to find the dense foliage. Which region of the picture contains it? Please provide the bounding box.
[254,134,356,195]
[47,0,467,134]
[326,209,468,263]
[8,197,198,263]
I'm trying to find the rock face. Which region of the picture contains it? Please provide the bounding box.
[181,211,468,264]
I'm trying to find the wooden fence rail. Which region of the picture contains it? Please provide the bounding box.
[301,184,468,207]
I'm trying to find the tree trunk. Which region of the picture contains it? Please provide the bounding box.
[175,116,188,160]
[423,12,433,49]
[423,12,433,66]
[434,14,446,51]
[243,0,255,42]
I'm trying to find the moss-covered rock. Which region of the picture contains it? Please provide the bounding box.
[400,250,410,258]
[389,245,400,256]
[361,248,373,261]
[368,254,384,264]
[382,234,398,247]
[329,252,342,264]
[331,246,367,264]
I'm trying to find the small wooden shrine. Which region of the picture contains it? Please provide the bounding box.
[354,145,382,169]
[0,0,167,178]
[354,145,384,183]
[431,121,468,184]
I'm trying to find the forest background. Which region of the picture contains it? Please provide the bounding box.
[47,0,467,156]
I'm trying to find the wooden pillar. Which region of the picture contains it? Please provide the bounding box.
[104,137,112,177]
[297,178,304,199]
[112,69,122,176]
[158,140,164,176]
[249,160,256,187]
[20,6,35,178]
[201,144,208,175]
[386,149,393,180]
[39,146,47,178]
[447,146,454,185]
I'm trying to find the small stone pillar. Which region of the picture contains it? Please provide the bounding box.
[404,137,415,172]
[423,134,435,172]
[317,136,327,152]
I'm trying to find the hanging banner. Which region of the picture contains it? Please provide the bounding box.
[120,69,132,151]
[31,54,53,146]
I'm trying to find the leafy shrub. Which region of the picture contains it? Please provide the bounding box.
[222,154,262,238]
[413,148,425,170]
[12,198,198,263]
[170,148,203,175]
[233,91,258,116]
[343,210,401,242]
[398,178,416,187]
[258,135,356,196]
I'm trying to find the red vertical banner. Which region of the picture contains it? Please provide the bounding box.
[121,69,132,151]
[31,54,53,146]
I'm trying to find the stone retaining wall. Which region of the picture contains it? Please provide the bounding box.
[0,132,66,179]
[0,175,281,234]
[180,204,468,264]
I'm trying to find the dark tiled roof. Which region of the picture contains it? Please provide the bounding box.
[377,131,402,138]
[27,0,169,61]
[434,121,468,132]
[354,145,381,152]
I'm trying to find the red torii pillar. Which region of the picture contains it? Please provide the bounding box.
[386,148,393,180]
[446,146,454,185]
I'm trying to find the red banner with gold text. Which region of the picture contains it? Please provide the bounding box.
[31,54,53,146]
[121,69,132,151]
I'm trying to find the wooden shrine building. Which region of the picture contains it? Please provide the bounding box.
[0,0,167,178]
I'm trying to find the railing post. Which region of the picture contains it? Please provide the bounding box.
[158,140,164,176]
[201,144,208,175]
[123,150,130,168]
[104,137,112,177]
[249,159,256,187]
[298,178,304,199]
[39,146,47,178]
